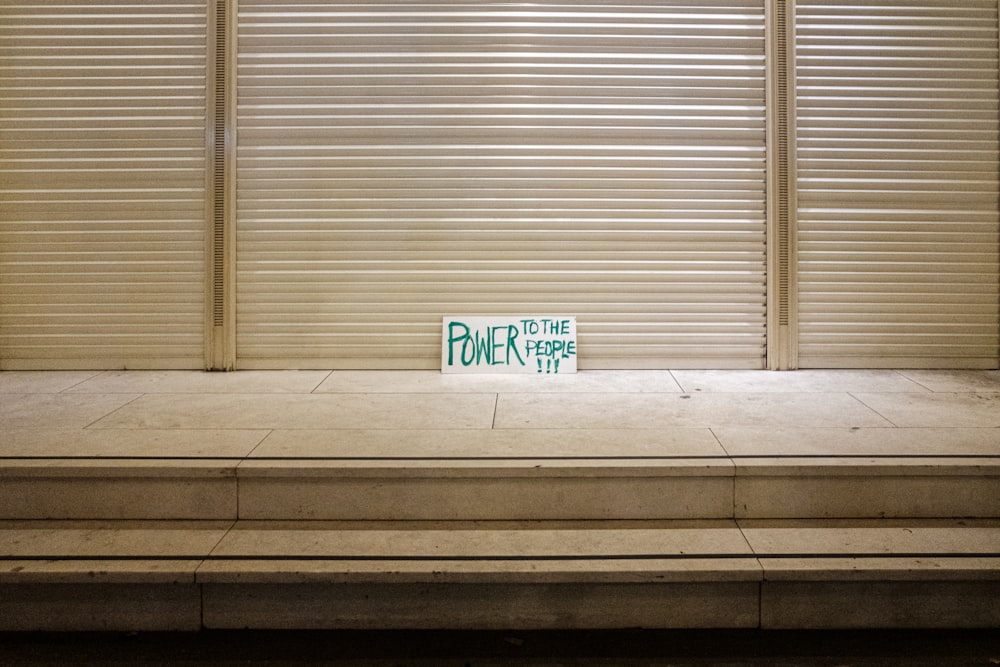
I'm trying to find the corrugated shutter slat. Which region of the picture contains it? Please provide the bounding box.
[236,1,767,369]
[795,0,1000,368]
[0,2,208,369]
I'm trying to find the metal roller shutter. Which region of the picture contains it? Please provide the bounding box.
[235,1,768,369]
[0,2,209,369]
[795,0,1000,368]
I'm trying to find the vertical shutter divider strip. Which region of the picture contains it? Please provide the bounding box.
[767,0,799,369]
[795,0,1000,368]
[207,0,236,370]
[212,0,227,329]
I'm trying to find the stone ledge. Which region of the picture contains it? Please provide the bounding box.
[236,458,735,478]
[1,519,997,630]
[3,454,999,520]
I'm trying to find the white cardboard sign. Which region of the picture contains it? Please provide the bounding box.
[442,316,577,374]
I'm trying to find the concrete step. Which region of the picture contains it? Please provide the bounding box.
[1,519,997,631]
[2,452,998,521]
[3,371,997,632]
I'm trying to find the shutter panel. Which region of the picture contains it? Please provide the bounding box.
[236,1,767,369]
[0,2,208,369]
[795,0,1000,368]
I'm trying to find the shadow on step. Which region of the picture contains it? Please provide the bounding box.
[0,629,998,666]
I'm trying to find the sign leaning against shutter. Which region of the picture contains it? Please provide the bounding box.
[442,316,577,373]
